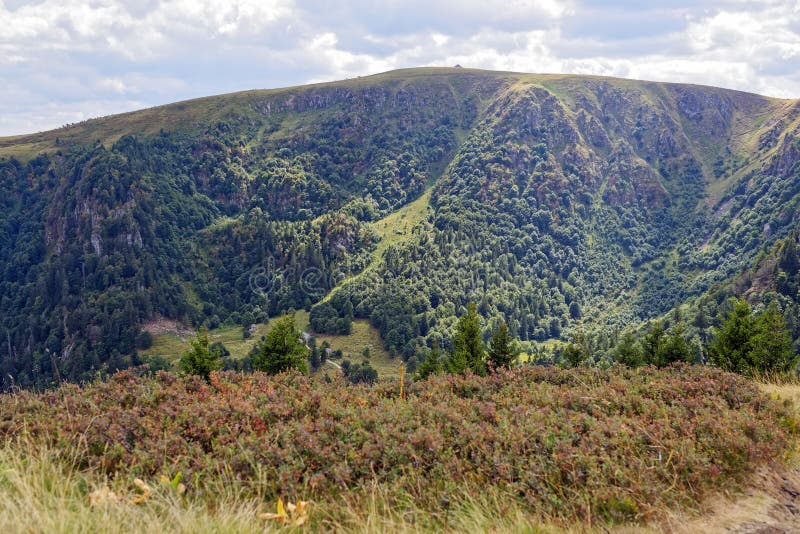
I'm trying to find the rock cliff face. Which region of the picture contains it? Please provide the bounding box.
[0,68,798,385]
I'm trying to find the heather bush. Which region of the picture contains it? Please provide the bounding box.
[0,365,793,525]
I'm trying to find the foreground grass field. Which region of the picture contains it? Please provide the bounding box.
[1,365,797,532]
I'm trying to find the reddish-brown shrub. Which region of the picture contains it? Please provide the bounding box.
[0,364,792,523]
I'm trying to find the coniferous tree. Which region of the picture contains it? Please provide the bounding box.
[487,321,519,370]
[563,328,590,368]
[416,341,443,380]
[779,237,799,275]
[614,332,644,367]
[709,298,754,374]
[641,322,666,365]
[750,302,796,374]
[657,324,692,367]
[179,327,222,382]
[563,343,587,368]
[449,302,486,375]
[447,341,468,374]
[308,338,321,370]
[253,313,309,375]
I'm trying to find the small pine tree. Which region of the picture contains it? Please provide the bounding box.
[253,313,309,375]
[563,328,590,368]
[709,298,755,374]
[750,302,796,374]
[307,337,320,370]
[179,327,222,382]
[656,324,692,367]
[641,322,666,365]
[416,341,443,380]
[779,237,799,275]
[405,355,419,376]
[135,331,154,350]
[563,343,586,368]
[309,347,321,370]
[614,332,644,367]
[487,321,519,371]
[449,302,486,375]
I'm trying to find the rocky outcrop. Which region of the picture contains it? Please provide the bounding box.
[763,126,800,179]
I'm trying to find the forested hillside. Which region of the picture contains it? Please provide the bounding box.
[1,68,799,388]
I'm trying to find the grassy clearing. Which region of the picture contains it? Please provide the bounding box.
[320,184,434,306]
[372,187,433,257]
[139,311,397,377]
[139,322,273,364]
[310,319,399,378]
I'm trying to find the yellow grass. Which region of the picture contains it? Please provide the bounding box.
[761,382,800,408]
[0,441,572,534]
[660,381,800,533]
[0,444,268,534]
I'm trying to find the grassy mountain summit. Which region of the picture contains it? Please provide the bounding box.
[1,68,799,387]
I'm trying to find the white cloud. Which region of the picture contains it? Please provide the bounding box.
[1,0,799,136]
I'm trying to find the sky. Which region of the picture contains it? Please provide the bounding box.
[2,0,800,136]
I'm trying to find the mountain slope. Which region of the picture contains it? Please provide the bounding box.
[314,73,799,357]
[1,68,798,387]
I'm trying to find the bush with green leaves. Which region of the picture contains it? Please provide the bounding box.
[342,360,378,385]
[614,332,645,367]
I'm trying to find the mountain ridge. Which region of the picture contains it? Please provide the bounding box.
[2,67,793,158]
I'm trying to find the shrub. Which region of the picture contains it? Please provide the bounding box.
[142,355,171,373]
[135,331,154,351]
[0,365,791,525]
[343,360,378,385]
[614,332,644,367]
